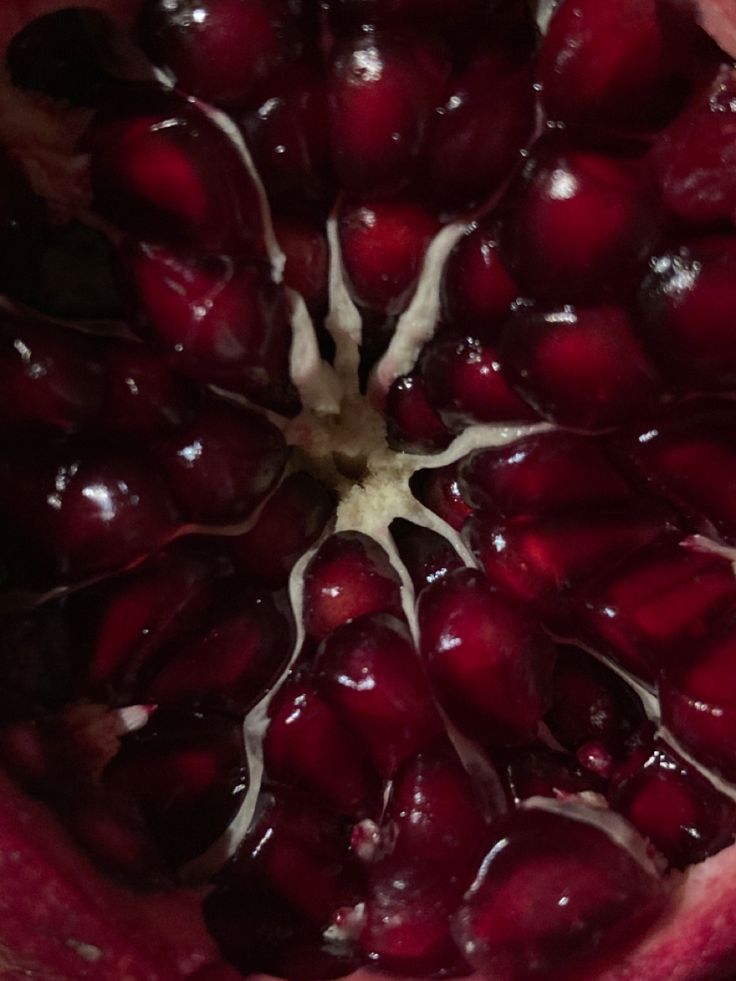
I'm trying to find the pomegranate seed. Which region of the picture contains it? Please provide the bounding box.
[497,745,603,803]
[0,441,179,583]
[418,568,555,746]
[143,586,292,714]
[59,786,166,885]
[315,612,443,777]
[136,0,307,107]
[84,84,264,255]
[153,399,289,525]
[610,737,736,869]
[96,340,195,435]
[229,473,336,588]
[390,518,463,594]
[459,431,632,516]
[580,536,736,682]
[420,331,539,431]
[71,543,222,699]
[499,145,661,301]
[545,647,646,760]
[338,197,438,315]
[453,807,668,980]
[537,0,691,138]
[441,218,518,342]
[121,242,299,415]
[273,215,330,314]
[410,462,473,531]
[616,404,736,544]
[465,505,677,618]
[651,64,736,226]
[231,790,362,925]
[265,674,379,816]
[237,58,333,211]
[0,314,102,435]
[360,746,493,974]
[384,372,454,454]
[423,45,535,217]
[327,28,450,194]
[501,304,662,431]
[639,236,736,391]
[104,710,246,867]
[660,612,736,782]
[205,879,359,981]
[302,531,403,640]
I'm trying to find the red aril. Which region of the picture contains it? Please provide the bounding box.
[651,64,736,226]
[237,58,333,212]
[265,673,380,817]
[153,399,289,525]
[314,612,443,777]
[660,612,736,783]
[459,431,633,516]
[537,0,693,138]
[85,84,265,255]
[499,145,661,301]
[0,313,103,435]
[610,736,736,869]
[337,197,438,315]
[273,215,330,315]
[418,568,556,746]
[0,439,180,583]
[327,28,449,194]
[70,543,222,699]
[639,235,736,391]
[544,646,646,761]
[441,217,518,342]
[359,745,494,974]
[422,43,535,217]
[389,517,463,594]
[580,536,736,682]
[453,806,668,980]
[136,0,308,107]
[500,304,662,431]
[410,462,473,530]
[142,586,293,714]
[302,532,403,641]
[121,242,299,415]
[420,330,539,431]
[465,505,677,619]
[228,472,336,588]
[497,744,604,803]
[104,710,247,868]
[384,372,454,454]
[615,404,736,544]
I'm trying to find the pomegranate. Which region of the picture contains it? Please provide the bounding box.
[1,1,736,981]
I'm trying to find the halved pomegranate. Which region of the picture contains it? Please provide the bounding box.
[1,1,736,981]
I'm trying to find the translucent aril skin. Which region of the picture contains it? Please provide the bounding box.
[6,1,736,981]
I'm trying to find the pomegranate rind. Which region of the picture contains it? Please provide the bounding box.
[0,766,227,980]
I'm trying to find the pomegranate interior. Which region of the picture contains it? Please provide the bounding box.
[1,1,736,980]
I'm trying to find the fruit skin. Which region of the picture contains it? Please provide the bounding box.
[0,764,230,980]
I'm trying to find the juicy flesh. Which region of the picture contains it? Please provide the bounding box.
[1,2,736,981]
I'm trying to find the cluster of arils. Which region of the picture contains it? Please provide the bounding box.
[2,1,736,981]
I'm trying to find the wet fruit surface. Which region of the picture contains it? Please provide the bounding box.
[1,2,736,981]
